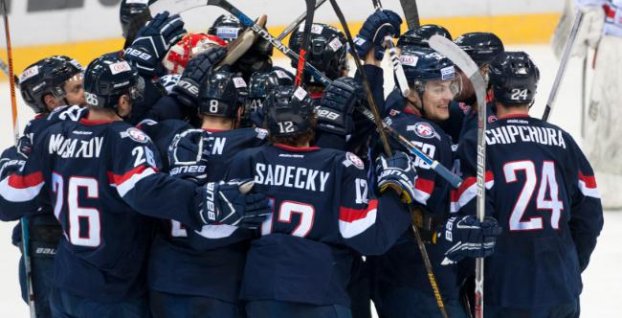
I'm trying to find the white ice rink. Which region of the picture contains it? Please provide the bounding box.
[0,44,620,317]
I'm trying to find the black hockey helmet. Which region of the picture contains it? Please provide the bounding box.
[400,46,458,94]
[247,67,294,111]
[489,51,540,106]
[397,24,452,49]
[18,55,84,114]
[289,23,348,84]
[264,86,314,137]
[234,35,274,80]
[120,0,156,38]
[207,14,245,43]
[83,52,145,109]
[198,68,248,118]
[455,32,505,66]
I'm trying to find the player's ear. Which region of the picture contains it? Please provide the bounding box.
[117,94,133,118]
[43,94,60,111]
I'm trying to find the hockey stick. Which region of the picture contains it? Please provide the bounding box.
[371,0,410,97]
[580,55,587,137]
[2,1,36,317]
[294,0,316,87]
[149,0,461,186]
[428,34,488,318]
[329,0,392,157]
[399,0,420,29]
[0,57,9,75]
[542,9,584,122]
[277,0,328,41]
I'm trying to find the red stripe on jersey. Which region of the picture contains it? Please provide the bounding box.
[108,165,157,186]
[415,177,435,195]
[339,199,379,223]
[8,172,44,189]
[450,171,494,201]
[578,171,597,189]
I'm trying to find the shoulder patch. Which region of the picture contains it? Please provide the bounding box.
[343,152,365,170]
[407,122,440,140]
[254,128,268,140]
[120,127,151,144]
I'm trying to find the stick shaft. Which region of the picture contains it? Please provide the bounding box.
[277,0,328,41]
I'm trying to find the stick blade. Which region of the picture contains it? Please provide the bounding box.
[220,14,267,66]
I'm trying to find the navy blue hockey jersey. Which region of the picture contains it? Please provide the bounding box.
[452,114,604,308]
[147,125,268,301]
[372,110,461,301]
[0,112,205,302]
[226,144,410,307]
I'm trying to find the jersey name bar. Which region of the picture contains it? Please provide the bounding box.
[486,122,566,149]
[254,163,331,192]
[48,134,104,158]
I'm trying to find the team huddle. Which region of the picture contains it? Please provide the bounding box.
[0,0,604,318]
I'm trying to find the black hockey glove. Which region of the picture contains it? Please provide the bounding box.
[16,136,33,159]
[199,180,271,229]
[173,47,227,108]
[168,131,212,184]
[0,153,26,180]
[439,215,502,265]
[125,11,186,77]
[316,77,360,136]
[375,151,418,204]
[354,10,402,60]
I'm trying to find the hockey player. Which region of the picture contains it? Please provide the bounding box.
[146,67,268,318]
[370,47,472,318]
[0,54,269,317]
[226,85,414,318]
[443,32,505,143]
[452,51,603,317]
[557,0,622,209]
[244,67,294,128]
[1,55,84,318]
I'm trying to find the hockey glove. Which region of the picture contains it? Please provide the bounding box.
[440,215,502,265]
[125,11,186,77]
[376,151,418,204]
[0,153,26,180]
[316,77,360,136]
[168,131,212,184]
[199,179,271,229]
[173,47,227,108]
[354,10,402,60]
[16,136,33,159]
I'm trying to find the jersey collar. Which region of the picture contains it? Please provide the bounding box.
[274,143,320,152]
[498,113,530,120]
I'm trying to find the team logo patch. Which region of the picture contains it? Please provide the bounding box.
[440,66,455,81]
[19,66,40,83]
[343,152,365,170]
[121,127,151,144]
[408,122,439,140]
[399,54,418,67]
[109,61,132,75]
[328,37,343,52]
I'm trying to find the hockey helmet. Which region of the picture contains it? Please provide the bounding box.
[198,68,248,118]
[119,0,156,38]
[83,53,145,108]
[264,86,314,137]
[207,14,245,43]
[455,32,505,66]
[289,23,348,84]
[399,46,458,94]
[18,55,84,114]
[489,51,540,106]
[247,67,295,110]
[397,24,452,49]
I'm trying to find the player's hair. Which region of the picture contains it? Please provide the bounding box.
[268,116,317,146]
